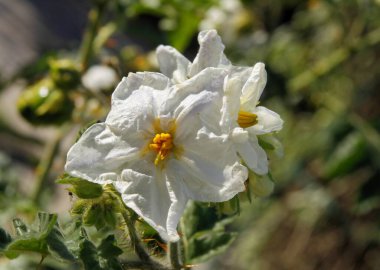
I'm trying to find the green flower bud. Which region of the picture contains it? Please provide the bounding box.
[218,196,240,215]
[49,59,81,89]
[83,202,102,226]
[71,199,88,215]
[68,184,123,229]
[17,79,74,125]
[249,171,274,197]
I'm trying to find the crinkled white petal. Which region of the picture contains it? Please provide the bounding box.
[240,63,267,110]
[65,123,140,182]
[235,135,268,175]
[174,90,218,141]
[248,106,284,135]
[114,165,187,242]
[189,30,231,77]
[156,45,191,83]
[168,158,246,202]
[231,127,249,144]
[106,86,163,135]
[160,67,226,119]
[112,72,171,101]
[174,127,247,201]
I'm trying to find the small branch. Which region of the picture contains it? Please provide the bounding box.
[169,242,182,270]
[32,129,65,205]
[79,1,107,72]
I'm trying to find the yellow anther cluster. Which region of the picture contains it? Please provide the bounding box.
[149,133,173,165]
[237,111,258,128]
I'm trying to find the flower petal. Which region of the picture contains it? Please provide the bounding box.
[106,86,163,135]
[112,72,170,101]
[65,123,140,182]
[248,106,284,135]
[114,165,187,242]
[220,67,252,132]
[240,62,267,110]
[174,128,247,201]
[156,45,191,83]
[189,30,231,77]
[235,135,268,175]
[173,90,219,141]
[160,68,226,129]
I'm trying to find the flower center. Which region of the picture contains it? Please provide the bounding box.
[237,110,258,128]
[149,133,174,165]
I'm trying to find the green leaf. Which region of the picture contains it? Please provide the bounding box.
[0,228,12,252]
[79,239,102,270]
[78,235,122,270]
[5,238,48,259]
[46,227,76,261]
[36,212,58,239]
[98,235,123,270]
[4,213,57,259]
[12,219,29,236]
[182,202,238,264]
[57,174,103,199]
[186,231,237,264]
[61,218,85,257]
[98,235,122,258]
[324,131,367,179]
[182,202,219,239]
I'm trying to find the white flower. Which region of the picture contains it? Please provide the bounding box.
[156,29,283,175]
[82,65,119,92]
[65,68,247,241]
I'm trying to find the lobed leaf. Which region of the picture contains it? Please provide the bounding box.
[182,201,238,264]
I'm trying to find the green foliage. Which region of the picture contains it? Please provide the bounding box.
[2,0,380,268]
[182,202,237,264]
[79,235,123,270]
[2,212,123,269]
[323,131,367,179]
[118,0,216,51]
[58,175,123,230]
[4,213,75,261]
[17,78,74,125]
[248,172,275,198]
[49,59,81,89]
[0,228,12,252]
[57,174,103,199]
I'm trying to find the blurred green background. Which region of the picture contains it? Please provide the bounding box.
[1,0,380,269]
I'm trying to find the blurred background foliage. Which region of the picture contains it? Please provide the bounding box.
[0,0,380,269]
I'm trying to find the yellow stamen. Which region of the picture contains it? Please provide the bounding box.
[149,133,174,165]
[237,111,258,128]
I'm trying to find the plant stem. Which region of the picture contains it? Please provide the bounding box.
[79,1,107,72]
[32,129,64,205]
[169,241,182,270]
[121,210,152,262]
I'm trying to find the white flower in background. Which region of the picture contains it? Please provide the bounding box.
[156,29,283,175]
[65,68,247,241]
[82,65,119,92]
[199,0,248,45]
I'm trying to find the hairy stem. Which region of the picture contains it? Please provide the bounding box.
[122,210,152,262]
[169,241,182,270]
